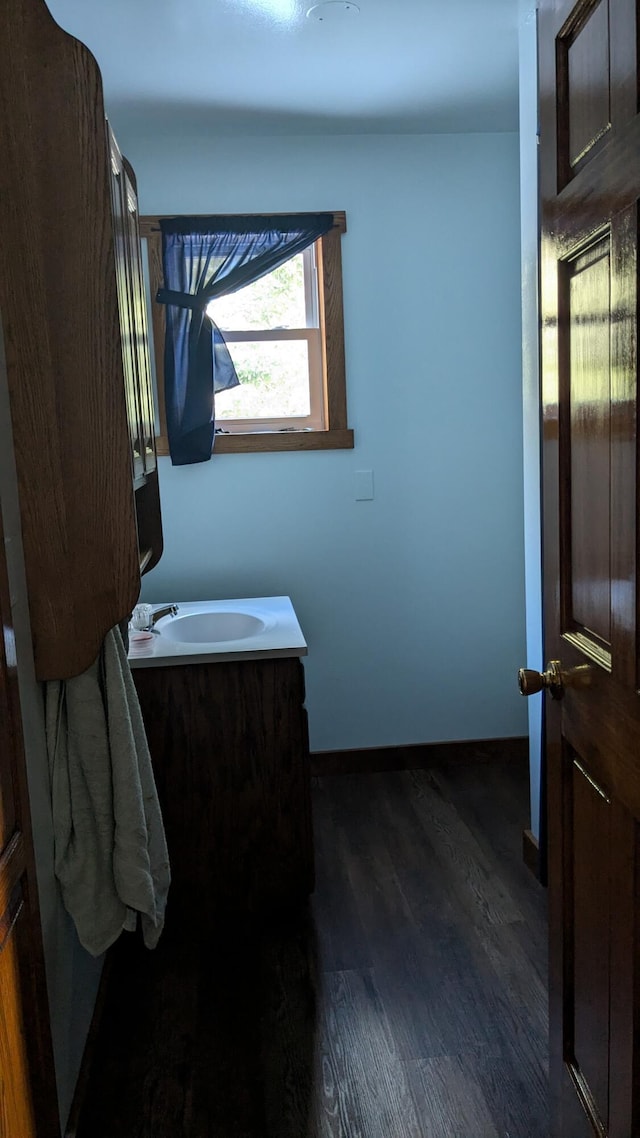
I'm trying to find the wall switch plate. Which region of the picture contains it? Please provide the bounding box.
[354,469,374,500]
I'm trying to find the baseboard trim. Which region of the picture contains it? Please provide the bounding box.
[522,828,541,881]
[310,736,529,777]
[64,953,114,1138]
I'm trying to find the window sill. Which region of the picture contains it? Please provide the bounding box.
[155,428,354,457]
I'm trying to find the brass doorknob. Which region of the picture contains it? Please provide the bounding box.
[518,660,564,700]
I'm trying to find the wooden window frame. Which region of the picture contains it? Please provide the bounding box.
[139,211,354,454]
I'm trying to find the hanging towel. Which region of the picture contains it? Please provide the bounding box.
[45,626,170,956]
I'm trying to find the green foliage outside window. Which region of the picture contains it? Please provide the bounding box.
[208,255,312,420]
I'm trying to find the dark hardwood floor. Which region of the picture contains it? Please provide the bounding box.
[75,755,548,1138]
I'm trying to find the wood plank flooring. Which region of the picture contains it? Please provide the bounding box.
[75,755,548,1138]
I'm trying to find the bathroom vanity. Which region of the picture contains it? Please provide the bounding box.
[130,598,314,923]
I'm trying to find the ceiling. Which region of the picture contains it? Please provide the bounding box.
[46,0,520,135]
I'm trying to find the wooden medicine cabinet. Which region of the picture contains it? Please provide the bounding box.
[0,0,163,680]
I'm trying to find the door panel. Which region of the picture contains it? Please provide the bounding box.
[570,752,611,1126]
[539,1,640,1134]
[556,0,611,186]
[555,0,638,189]
[563,236,612,653]
[566,0,610,171]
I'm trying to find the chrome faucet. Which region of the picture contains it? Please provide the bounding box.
[130,602,179,633]
[150,603,179,628]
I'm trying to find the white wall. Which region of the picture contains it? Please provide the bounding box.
[117,127,528,752]
[519,1,544,839]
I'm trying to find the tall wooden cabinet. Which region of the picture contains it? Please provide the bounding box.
[0,0,162,680]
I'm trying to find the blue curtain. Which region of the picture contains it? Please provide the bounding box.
[157,213,334,465]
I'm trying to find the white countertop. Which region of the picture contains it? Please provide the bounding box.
[127,596,307,669]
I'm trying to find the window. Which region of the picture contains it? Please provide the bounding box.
[209,244,323,432]
[140,212,353,454]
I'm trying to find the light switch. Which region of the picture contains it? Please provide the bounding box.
[354,469,374,501]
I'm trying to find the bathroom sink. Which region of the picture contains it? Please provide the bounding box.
[156,611,267,644]
[128,598,307,667]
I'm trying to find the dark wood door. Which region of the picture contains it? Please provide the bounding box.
[539,1,640,1134]
[0,505,59,1135]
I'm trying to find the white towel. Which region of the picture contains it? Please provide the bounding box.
[45,626,170,956]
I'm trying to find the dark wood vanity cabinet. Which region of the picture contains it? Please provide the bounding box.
[133,657,314,924]
[0,0,163,679]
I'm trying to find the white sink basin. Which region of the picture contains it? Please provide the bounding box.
[157,611,266,644]
[128,597,307,668]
